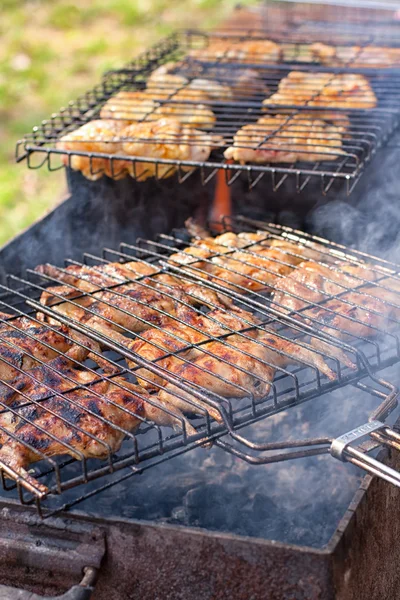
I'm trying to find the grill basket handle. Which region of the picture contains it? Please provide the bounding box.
[331,421,400,487]
[0,566,97,600]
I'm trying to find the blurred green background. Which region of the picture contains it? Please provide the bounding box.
[0,0,254,246]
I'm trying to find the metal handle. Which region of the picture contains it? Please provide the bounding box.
[0,566,97,600]
[331,420,400,487]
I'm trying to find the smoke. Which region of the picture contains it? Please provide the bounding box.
[308,141,400,259]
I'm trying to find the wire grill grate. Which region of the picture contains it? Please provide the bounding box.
[16,30,400,194]
[0,216,400,513]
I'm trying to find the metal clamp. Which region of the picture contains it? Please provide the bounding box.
[0,566,97,600]
[331,420,400,487]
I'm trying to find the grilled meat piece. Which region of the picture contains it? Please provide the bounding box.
[0,322,72,382]
[121,118,222,180]
[147,64,233,102]
[262,71,377,110]
[129,303,337,404]
[0,315,105,382]
[51,283,190,340]
[57,119,133,181]
[58,116,222,181]
[36,261,232,330]
[147,62,268,101]
[224,114,344,164]
[168,230,330,292]
[100,91,159,122]
[147,88,215,129]
[310,43,400,68]
[100,89,216,130]
[188,39,281,64]
[36,260,158,309]
[157,326,337,422]
[127,305,259,390]
[0,371,196,495]
[38,274,231,344]
[272,261,375,313]
[271,260,399,365]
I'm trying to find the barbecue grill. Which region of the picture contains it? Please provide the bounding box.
[5,1,400,599]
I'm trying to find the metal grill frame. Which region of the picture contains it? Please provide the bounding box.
[15,30,400,194]
[0,216,400,513]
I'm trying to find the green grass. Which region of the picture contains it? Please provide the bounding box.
[0,0,256,246]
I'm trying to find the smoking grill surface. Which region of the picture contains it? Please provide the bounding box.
[0,216,400,514]
[16,30,400,194]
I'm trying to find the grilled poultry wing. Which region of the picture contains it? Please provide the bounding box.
[36,261,232,335]
[36,259,157,308]
[100,89,216,130]
[310,43,400,68]
[127,305,259,390]
[0,314,105,382]
[224,113,344,164]
[147,62,268,101]
[129,303,337,413]
[168,230,331,292]
[147,64,233,101]
[157,325,337,422]
[121,118,222,180]
[272,260,399,364]
[262,71,377,110]
[58,117,222,181]
[0,369,196,494]
[188,39,281,64]
[37,273,232,346]
[57,119,133,181]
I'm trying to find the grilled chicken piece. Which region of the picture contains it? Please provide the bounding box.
[0,370,196,494]
[100,89,216,130]
[58,116,222,181]
[100,91,158,121]
[0,315,105,382]
[127,305,259,390]
[148,88,215,129]
[36,260,158,309]
[148,62,268,101]
[310,43,400,68]
[168,231,331,292]
[157,326,337,422]
[41,275,231,343]
[204,67,269,100]
[224,114,344,164]
[272,260,379,314]
[147,64,233,101]
[188,39,281,64]
[271,260,399,366]
[45,283,188,340]
[0,322,74,382]
[57,119,133,181]
[36,261,232,329]
[121,118,223,180]
[262,71,377,110]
